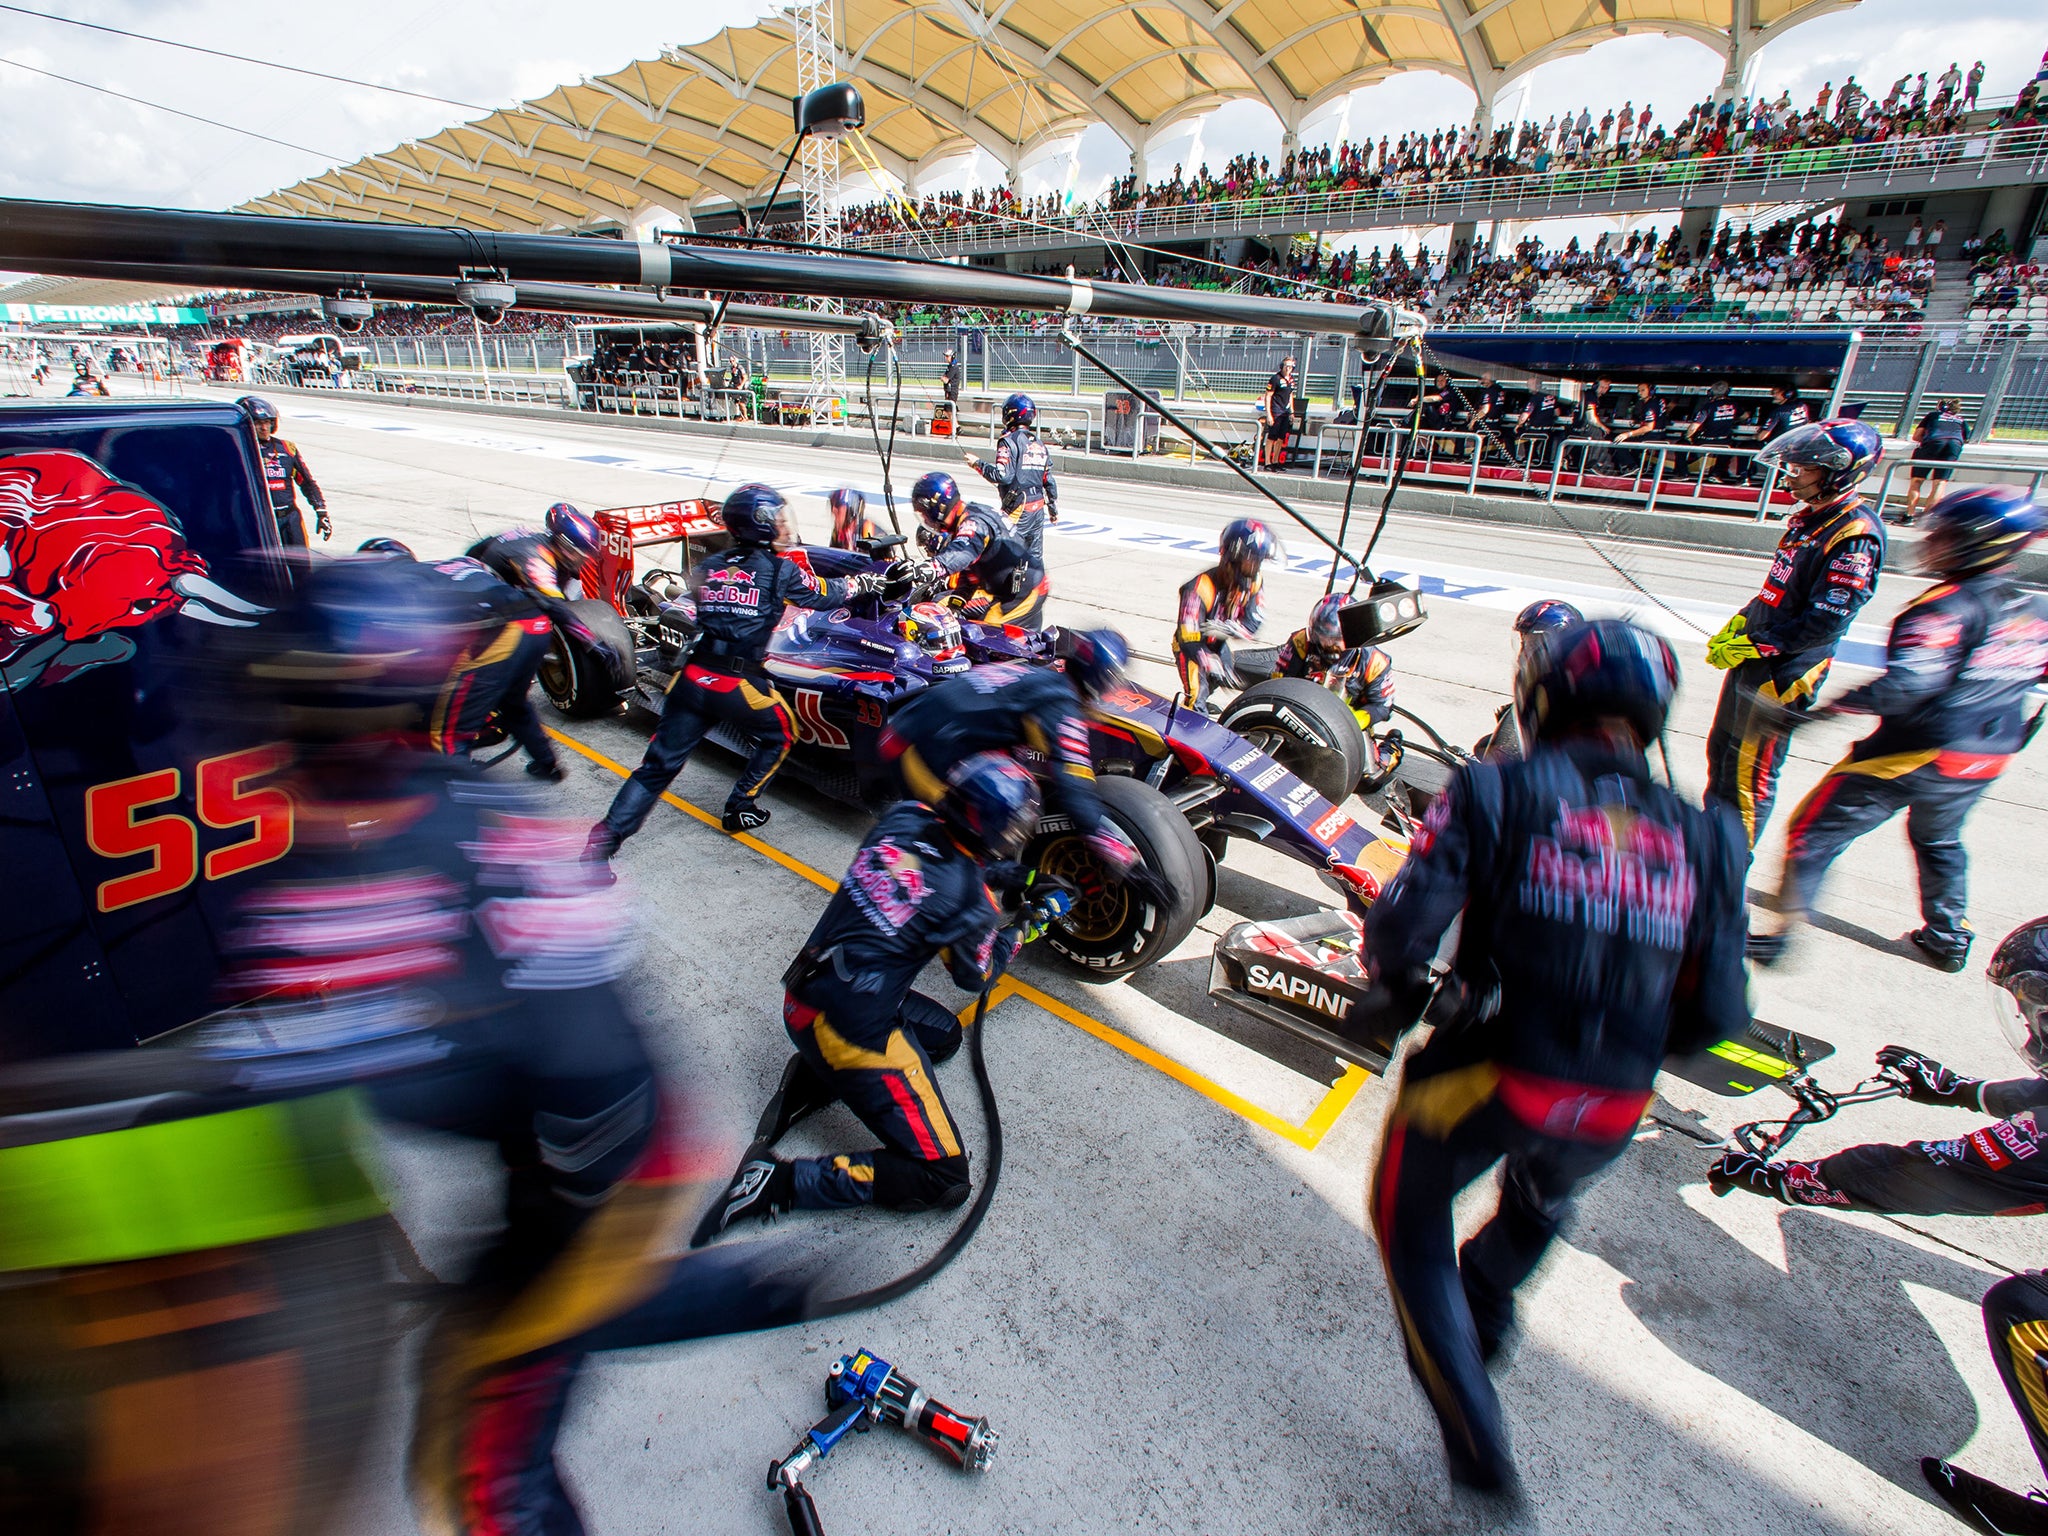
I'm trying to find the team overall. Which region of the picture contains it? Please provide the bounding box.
[1705,493,1885,847]
[423,555,561,776]
[933,499,1048,627]
[1173,565,1266,706]
[257,434,327,547]
[1273,628,1396,726]
[973,417,1059,619]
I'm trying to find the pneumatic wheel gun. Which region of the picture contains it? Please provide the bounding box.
[827,1348,997,1472]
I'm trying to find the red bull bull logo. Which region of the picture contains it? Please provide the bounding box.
[0,449,266,687]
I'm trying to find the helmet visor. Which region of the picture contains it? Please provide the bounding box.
[1990,970,2048,1078]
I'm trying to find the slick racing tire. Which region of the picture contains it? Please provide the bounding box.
[1220,677,1365,807]
[1027,776,1206,981]
[540,598,634,719]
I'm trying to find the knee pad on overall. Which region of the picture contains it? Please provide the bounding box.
[872,1151,971,1211]
[901,989,965,1065]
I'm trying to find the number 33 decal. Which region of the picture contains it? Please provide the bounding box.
[84,745,294,913]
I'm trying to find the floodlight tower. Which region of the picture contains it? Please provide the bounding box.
[792,0,844,422]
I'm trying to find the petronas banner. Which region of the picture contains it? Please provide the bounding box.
[2,303,208,325]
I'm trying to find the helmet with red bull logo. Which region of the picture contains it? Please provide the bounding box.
[937,750,1041,863]
[1001,393,1037,431]
[1919,486,2045,578]
[1220,517,1277,575]
[1514,617,1679,748]
[721,483,786,545]
[543,503,602,571]
[1755,418,1883,502]
[1307,593,1350,650]
[911,471,964,533]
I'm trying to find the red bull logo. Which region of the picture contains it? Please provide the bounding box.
[0,449,265,687]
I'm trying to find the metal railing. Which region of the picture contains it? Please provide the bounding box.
[840,125,2048,257]
[360,366,572,407]
[1864,453,2048,514]
[984,401,1100,455]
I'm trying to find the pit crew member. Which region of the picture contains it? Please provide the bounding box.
[829,486,887,549]
[1274,592,1395,729]
[239,395,330,546]
[1173,517,1277,712]
[1682,381,1742,483]
[1365,618,1749,1493]
[591,483,888,848]
[964,392,1060,570]
[1711,921,2048,1534]
[1753,487,2048,971]
[1703,419,1885,850]
[879,628,1174,907]
[1473,599,1583,759]
[911,469,1047,628]
[470,501,603,604]
[698,753,1057,1232]
[1903,397,1970,524]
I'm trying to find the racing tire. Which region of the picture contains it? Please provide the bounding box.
[540,598,633,719]
[1220,677,1365,808]
[1027,776,1207,982]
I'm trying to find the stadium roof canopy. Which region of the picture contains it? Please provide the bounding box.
[229,0,1849,233]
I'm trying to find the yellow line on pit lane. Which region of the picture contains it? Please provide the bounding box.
[547,726,1370,1151]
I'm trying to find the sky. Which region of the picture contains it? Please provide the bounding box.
[0,0,2040,220]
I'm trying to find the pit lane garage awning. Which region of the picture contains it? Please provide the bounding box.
[235,0,1860,234]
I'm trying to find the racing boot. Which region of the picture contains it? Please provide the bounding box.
[1909,925,1972,974]
[583,823,619,862]
[754,1053,837,1146]
[723,797,771,833]
[1923,1458,2048,1535]
[526,755,568,783]
[690,1156,796,1247]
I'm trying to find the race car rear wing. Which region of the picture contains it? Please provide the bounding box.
[592,499,723,614]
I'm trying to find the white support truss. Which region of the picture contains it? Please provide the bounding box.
[793,0,844,422]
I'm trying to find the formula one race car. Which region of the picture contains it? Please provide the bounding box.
[552,499,1400,980]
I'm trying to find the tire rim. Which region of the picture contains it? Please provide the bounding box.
[538,637,574,705]
[1035,835,1130,943]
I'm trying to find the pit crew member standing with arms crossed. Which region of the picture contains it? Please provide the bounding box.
[590,483,888,849]
[1173,517,1277,712]
[1365,618,1750,1494]
[1702,418,1885,854]
[239,395,330,547]
[1713,923,2048,1533]
[1752,487,2048,970]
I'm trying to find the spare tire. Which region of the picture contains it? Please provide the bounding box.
[539,598,634,719]
[1220,677,1366,806]
[1026,775,1206,981]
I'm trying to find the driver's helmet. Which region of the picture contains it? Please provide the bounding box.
[544,502,603,572]
[1219,517,1277,577]
[1001,392,1037,431]
[1989,919,2048,1077]
[902,602,966,669]
[1513,617,1678,749]
[357,537,415,559]
[1919,485,2045,579]
[238,395,278,429]
[911,471,964,536]
[1511,597,1583,665]
[1755,418,1882,502]
[720,484,785,546]
[937,750,1041,863]
[1307,593,1350,651]
[1064,628,1129,701]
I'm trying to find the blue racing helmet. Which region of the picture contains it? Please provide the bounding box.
[938,750,1042,862]
[720,483,786,545]
[1990,919,2048,1078]
[1514,617,1679,748]
[1065,628,1130,700]
[911,470,964,530]
[1001,392,1037,430]
[544,502,603,568]
[1513,598,1583,635]
[1919,485,2046,578]
[1755,418,1883,500]
[237,395,278,428]
[356,536,415,559]
[1307,593,1350,648]
[1220,517,1277,571]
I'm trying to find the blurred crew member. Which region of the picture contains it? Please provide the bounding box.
[1275,592,1396,729]
[1702,419,1885,850]
[591,484,887,847]
[1753,488,2048,970]
[1712,924,2048,1532]
[912,468,1047,627]
[1474,598,1583,759]
[1761,383,1813,445]
[1174,517,1276,711]
[697,754,1059,1232]
[829,486,887,549]
[1904,397,1970,523]
[469,501,602,603]
[1367,618,1748,1493]
[239,395,330,546]
[880,628,1172,908]
[1683,381,1742,483]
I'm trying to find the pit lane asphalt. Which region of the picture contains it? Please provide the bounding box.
[168,384,2048,1534]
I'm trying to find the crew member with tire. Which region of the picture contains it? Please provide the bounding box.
[1711,922,2048,1534]
[1474,599,1583,760]
[1273,592,1395,729]
[879,628,1174,910]
[1752,487,2048,971]
[697,753,1063,1235]
[1365,618,1749,1495]
[1702,419,1885,852]
[911,469,1047,627]
[590,484,889,850]
[1174,517,1276,712]
[239,395,331,547]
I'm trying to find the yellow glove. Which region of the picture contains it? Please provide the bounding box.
[1705,614,1762,670]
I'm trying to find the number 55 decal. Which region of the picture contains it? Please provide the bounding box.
[84,745,294,913]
